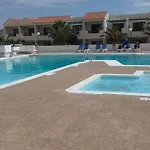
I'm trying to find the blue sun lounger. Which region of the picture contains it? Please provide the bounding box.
[124,44,132,52]
[83,43,90,52]
[96,43,101,52]
[100,43,108,52]
[76,43,84,52]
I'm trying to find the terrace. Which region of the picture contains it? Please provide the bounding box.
[0,61,150,149]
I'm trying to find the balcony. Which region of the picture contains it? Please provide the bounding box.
[8,34,17,37]
[78,30,104,40]
[121,28,128,34]
[38,35,50,41]
[23,33,34,36]
[17,34,35,41]
[131,31,146,38]
[7,34,19,41]
[122,27,146,38]
[15,33,50,41]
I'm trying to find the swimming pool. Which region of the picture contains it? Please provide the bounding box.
[66,72,150,96]
[1,54,150,87]
[0,54,84,86]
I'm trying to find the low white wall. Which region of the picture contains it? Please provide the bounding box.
[12,47,20,52]
[19,45,36,53]
[38,45,78,53]
[0,46,5,53]
[0,45,11,53]
[4,45,12,53]
[38,43,150,52]
[0,45,11,57]
[140,43,150,51]
[15,44,22,47]
[38,45,115,52]
[0,44,149,54]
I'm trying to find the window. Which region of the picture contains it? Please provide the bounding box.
[72,25,82,34]
[13,29,19,36]
[43,27,50,35]
[44,41,52,46]
[28,28,34,36]
[91,24,102,33]
[112,23,124,31]
[133,22,144,31]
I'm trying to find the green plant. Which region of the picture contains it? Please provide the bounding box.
[101,28,127,49]
[0,36,14,45]
[48,21,79,45]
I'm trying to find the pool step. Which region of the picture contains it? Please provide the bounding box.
[104,60,124,66]
[140,97,150,101]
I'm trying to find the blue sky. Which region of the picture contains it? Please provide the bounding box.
[0,0,150,27]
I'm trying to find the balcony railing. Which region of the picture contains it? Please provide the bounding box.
[78,30,104,39]
[40,33,49,36]
[23,33,34,36]
[88,29,103,33]
[8,34,17,37]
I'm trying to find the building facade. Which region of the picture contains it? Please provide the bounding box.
[3,12,150,45]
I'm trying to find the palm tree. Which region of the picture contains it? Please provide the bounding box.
[0,36,13,45]
[101,28,127,50]
[48,21,79,45]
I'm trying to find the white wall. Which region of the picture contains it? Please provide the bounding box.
[0,45,11,57]
[38,44,115,52]
[12,46,20,52]
[0,46,5,53]
[0,44,148,56]
[140,43,150,51]
[38,45,79,53]
[5,45,12,53]
[0,45,11,53]
[38,43,150,52]
[19,45,36,53]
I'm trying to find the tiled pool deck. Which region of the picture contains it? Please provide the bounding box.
[0,61,150,150]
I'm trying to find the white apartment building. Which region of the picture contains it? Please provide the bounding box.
[3,16,71,45]
[3,12,150,45]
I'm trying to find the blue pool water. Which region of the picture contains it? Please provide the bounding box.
[80,74,150,95]
[1,54,150,86]
[0,55,83,85]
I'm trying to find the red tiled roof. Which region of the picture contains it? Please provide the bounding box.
[84,12,107,20]
[26,17,38,23]
[9,12,107,24]
[11,18,21,23]
[10,16,71,24]
[35,15,72,23]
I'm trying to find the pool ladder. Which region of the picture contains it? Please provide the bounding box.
[82,50,92,62]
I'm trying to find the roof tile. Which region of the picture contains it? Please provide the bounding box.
[35,16,72,23]
[84,12,107,20]
[11,19,21,23]
[10,16,71,24]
